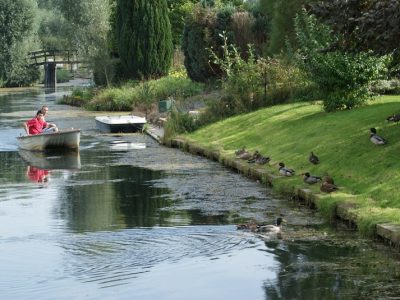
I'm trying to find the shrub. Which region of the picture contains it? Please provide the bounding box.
[258,57,314,105]
[87,87,135,111]
[294,10,391,112]
[59,88,95,107]
[151,75,204,100]
[164,108,199,140]
[370,79,400,95]
[84,73,204,111]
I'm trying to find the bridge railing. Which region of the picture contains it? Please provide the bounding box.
[29,49,80,66]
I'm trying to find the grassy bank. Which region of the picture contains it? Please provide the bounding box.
[181,96,400,235]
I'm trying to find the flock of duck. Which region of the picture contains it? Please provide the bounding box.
[235,113,400,233]
[235,148,338,193]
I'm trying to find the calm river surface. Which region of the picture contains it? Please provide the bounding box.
[0,86,399,299]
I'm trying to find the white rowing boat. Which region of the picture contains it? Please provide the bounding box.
[95,115,146,133]
[17,129,81,151]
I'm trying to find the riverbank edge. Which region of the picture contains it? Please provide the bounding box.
[166,137,400,251]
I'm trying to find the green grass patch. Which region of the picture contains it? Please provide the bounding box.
[183,96,400,234]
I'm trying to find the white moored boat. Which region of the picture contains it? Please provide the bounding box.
[17,129,81,151]
[95,115,146,133]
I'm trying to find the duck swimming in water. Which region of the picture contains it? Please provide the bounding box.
[309,152,320,165]
[257,217,285,233]
[302,172,322,184]
[236,221,258,232]
[370,128,386,145]
[278,162,295,176]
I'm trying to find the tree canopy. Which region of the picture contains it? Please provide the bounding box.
[113,0,173,80]
[0,0,40,87]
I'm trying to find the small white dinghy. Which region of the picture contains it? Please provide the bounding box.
[95,115,147,133]
[17,129,81,151]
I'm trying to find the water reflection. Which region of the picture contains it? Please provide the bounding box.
[109,140,146,151]
[57,163,174,232]
[26,165,50,183]
[262,238,400,299]
[18,149,81,170]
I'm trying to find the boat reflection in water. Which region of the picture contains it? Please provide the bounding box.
[19,150,81,184]
[18,149,81,170]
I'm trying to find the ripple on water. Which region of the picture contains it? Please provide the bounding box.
[58,226,261,288]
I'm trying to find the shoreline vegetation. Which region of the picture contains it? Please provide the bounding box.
[168,95,400,242]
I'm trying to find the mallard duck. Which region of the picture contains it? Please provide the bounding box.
[303,172,322,184]
[322,173,335,185]
[236,221,258,232]
[257,217,285,233]
[247,151,261,163]
[235,147,246,156]
[370,128,387,145]
[256,156,270,165]
[320,181,339,193]
[387,114,400,124]
[309,151,320,165]
[278,162,295,176]
[237,150,252,160]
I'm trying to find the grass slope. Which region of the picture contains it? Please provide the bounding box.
[184,96,400,235]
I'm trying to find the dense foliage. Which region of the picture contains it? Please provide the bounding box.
[0,0,40,87]
[113,0,173,80]
[310,0,400,73]
[294,10,391,112]
[182,6,218,82]
[260,0,315,55]
[167,0,197,48]
[182,3,268,83]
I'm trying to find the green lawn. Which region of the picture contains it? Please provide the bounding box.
[183,96,400,234]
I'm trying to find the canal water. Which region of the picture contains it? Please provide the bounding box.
[0,87,399,299]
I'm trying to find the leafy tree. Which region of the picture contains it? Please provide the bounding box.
[54,0,112,57]
[114,0,173,80]
[310,0,400,72]
[260,0,315,55]
[182,5,218,82]
[294,10,390,112]
[37,7,70,50]
[0,0,40,87]
[182,3,252,82]
[167,0,196,48]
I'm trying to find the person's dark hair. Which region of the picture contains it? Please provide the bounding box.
[36,110,43,116]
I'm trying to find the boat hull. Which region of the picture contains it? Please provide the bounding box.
[17,129,80,151]
[95,116,146,133]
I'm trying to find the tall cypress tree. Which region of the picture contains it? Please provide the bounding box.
[114,0,173,80]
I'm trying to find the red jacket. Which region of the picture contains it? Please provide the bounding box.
[26,117,47,135]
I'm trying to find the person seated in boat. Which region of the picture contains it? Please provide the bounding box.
[23,110,58,136]
[40,105,58,132]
